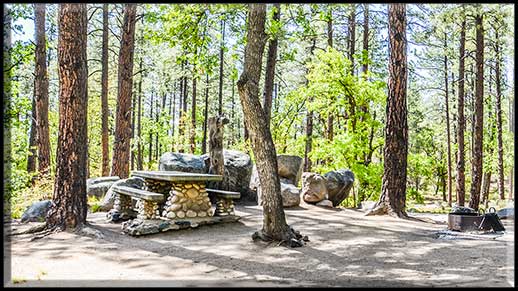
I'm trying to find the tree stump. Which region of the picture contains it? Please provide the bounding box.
[208,115,229,202]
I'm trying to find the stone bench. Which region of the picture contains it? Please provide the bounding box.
[206,188,240,216]
[112,185,165,220]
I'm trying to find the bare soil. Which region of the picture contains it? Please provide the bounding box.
[4,202,514,287]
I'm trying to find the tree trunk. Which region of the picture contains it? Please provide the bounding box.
[155,94,160,160]
[46,3,88,230]
[361,4,369,76]
[495,29,505,201]
[208,116,227,193]
[262,3,280,127]
[348,4,356,74]
[101,3,110,176]
[218,19,225,116]
[4,6,13,192]
[237,4,303,246]
[34,3,51,176]
[303,38,316,172]
[468,14,484,211]
[202,74,209,154]
[481,171,492,208]
[367,4,408,218]
[326,7,334,141]
[456,14,466,206]
[148,92,154,164]
[136,54,143,170]
[443,33,452,206]
[27,96,37,174]
[170,81,177,152]
[191,76,197,153]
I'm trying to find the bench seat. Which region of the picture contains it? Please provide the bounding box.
[112,185,165,202]
[206,188,241,199]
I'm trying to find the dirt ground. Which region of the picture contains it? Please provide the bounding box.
[4,202,515,287]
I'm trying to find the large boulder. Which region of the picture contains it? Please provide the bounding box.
[21,200,51,223]
[280,181,301,207]
[220,150,254,202]
[159,152,209,173]
[87,176,120,199]
[301,172,328,204]
[323,169,355,207]
[277,155,303,186]
[99,177,145,211]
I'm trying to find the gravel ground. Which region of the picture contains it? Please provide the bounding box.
[4,202,514,287]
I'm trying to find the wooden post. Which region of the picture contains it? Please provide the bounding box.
[208,116,229,197]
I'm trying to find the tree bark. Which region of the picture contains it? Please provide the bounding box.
[468,14,484,211]
[366,4,408,218]
[494,29,505,201]
[46,3,88,230]
[34,3,51,176]
[4,6,13,193]
[190,76,197,154]
[101,3,110,176]
[303,38,316,172]
[326,7,334,141]
[27,96,37,174]
[456,14,466,206]
[111,4,137,179]
[202,74,209,154]
[443,33,452,206]
[148,91,154,164]
[237,4,303,245]
[348,4,356,74]
[481,171,491,208]
[208,116,228,193]
[361,4,369,76]
[262,3,280,127]
[218,19,225,116]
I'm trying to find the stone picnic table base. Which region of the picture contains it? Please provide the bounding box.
[121,215,241,236]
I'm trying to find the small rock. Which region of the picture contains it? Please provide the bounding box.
[21,200,51,223]
[316,199,334,208]
[186,210,197,218]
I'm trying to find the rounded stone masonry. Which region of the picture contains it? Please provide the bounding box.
[162,182,212,220]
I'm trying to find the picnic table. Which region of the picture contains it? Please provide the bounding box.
[111,170,241,222]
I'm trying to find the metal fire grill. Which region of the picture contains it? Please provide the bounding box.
[447,207,505,232]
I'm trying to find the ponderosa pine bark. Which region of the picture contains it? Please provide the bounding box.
[237,4,304,246]
[191,76,197,154]
[361,4,369,76]
[28,96,37,174]
[101,3,110,176]
[262,3,280,127]
[367,3,408,218]
[202,74,209,154]
[456,14,466,206]
[46,3,88,230]
[34,3,51,176]
[468,14,484,211]
[494,28,505,200]
[218,19,225,116]
[111,3,137,179]
[303,37,316,172]
[326,7,334,141]
[443,32,452,206]
[348,4,356,74]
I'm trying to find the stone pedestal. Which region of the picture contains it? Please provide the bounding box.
[162,182,213,219]
[110,194,134,220]
[136,199,160,220]
[215,198,235,216]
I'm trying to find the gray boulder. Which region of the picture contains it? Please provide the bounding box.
[277,155,303,185]
[21,200,51,223]
[87,176,120,199]
[323,169,355,207]
[316,199,334,208]
[221,150,253,201]
[159,152,209,173]
[99,177,145,211]
[280,181,301,207]
[301,172,328,204]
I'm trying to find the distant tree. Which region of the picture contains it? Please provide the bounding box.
[101,3,110,176]
[456,11,466,206]
[367,3,408,218]
[34,3,51,176]
[111,4,137,179]
[468,14,484,211]
[46,3,88,230]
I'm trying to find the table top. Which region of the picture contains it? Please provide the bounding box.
[131,170,223,182]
